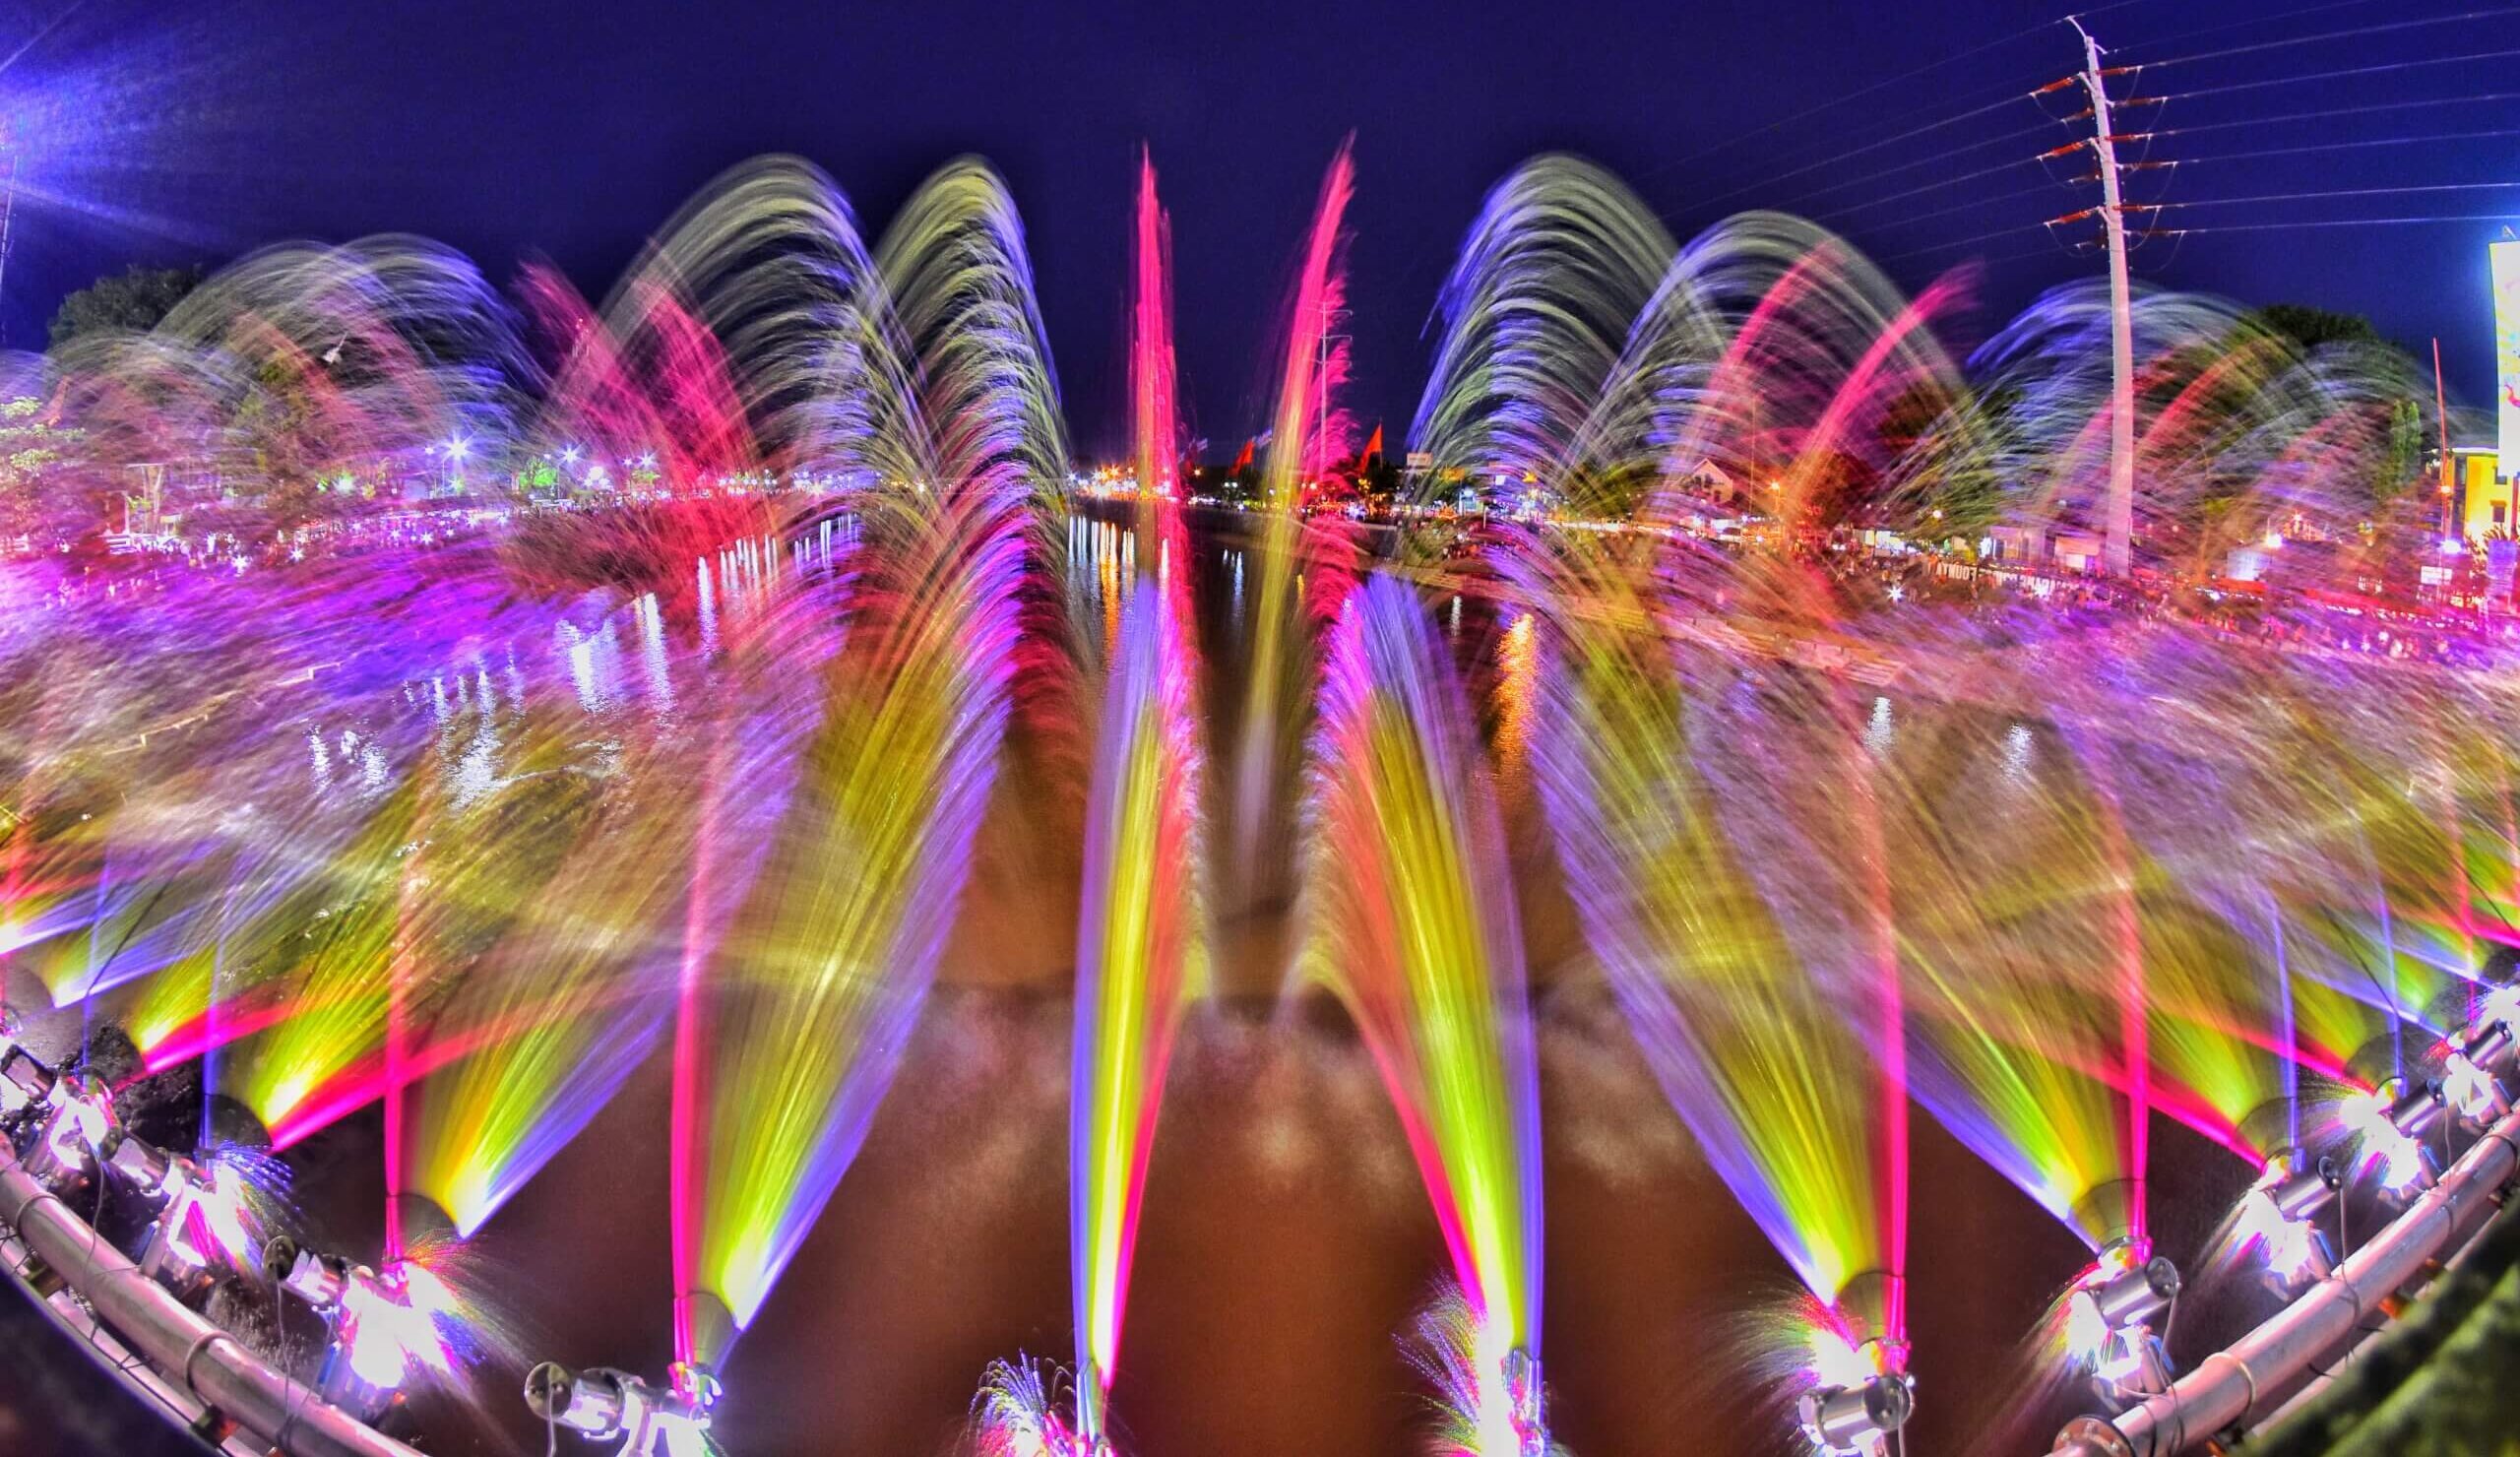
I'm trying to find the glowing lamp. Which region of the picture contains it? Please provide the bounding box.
[2238,1152,2339,1290]
[2481,981,2520,1034]
[2459,1019,2514,1074]
[526,1362,721,1457]
[23,1077,118,1193]
[266,1236,353,1312]
[2340,1079,2435,1192]
[2075,1255,2179,1332]
[2440,1043,2509,1126]
[138,1183,224,1303]
[2067,1246,2180,1406]
[1797,1372,1915,1456]
[2269,1153,2342,1223]
[99,1128,180,1206]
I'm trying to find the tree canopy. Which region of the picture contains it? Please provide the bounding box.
[47,265,207,349]
[2245,303,2385,353]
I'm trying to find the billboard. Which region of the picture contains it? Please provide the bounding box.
[2497,240,2520,482]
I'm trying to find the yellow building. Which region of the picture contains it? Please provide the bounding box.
[2455,446,2513,539]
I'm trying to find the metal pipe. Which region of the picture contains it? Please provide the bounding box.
[0,1143,422,1457]
[2052,1105,2520,1457]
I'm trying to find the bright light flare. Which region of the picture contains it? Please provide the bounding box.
[338,1259,465,1390]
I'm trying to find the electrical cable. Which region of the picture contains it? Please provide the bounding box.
[2114,0,2401,59]
[2149,179,2520,211]
[2166,126,2520,169]
[2160,213,2520,235]
[1694,94,2044,211]
[2142,9,2520,72]
[2173,47,2520,103]
[1645,0,2161,181]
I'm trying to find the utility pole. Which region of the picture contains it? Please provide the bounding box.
[2067,17,2138,579]
[0,146,19,350]
[2433,338,2456,546]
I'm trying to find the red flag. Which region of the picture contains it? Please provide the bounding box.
[1230,437,1255,474]
[1361,423,1384,465]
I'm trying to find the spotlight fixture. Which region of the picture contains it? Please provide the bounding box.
[2341,1079,2436,1193]
[101,1132,254,1302]
[2066,1243,2181,1406]
[2388,1079,2448,1144]
[265,1235,353,1312]
[21,1075,118,1194]
[2464,1016,2516,1069]
[98,1127,180,1206]
[2236,1150,2340,1290]
[526,1361,722,1457]
[0,1042,59,1126]
[2442,1026,2513,1126]
[1797,1371,1915,1456]
[267,1240,446,1422]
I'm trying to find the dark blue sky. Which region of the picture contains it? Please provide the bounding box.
[5,0,2516,456]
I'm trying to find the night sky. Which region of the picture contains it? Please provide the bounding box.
[4,0,2516,456]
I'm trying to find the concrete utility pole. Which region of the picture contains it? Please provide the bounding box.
[2071,17,2138,578]
[2434,337,2456,544]
[0,147,18,349]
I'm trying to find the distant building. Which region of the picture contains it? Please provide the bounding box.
[2452,443,2511,540]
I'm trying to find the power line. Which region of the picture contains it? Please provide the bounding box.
[2164,125,2520,168]
[1782,120,2059,211]
[2149,91,2520,141]
[1644,0,2162,180]
[1826,160,2048,222]
[2154,212,2520,235]
[2144,179,2520,211]
[1695,93,2039,211]
[2112,0,2402,58]
[2172,46,2520,101]
[2141,8,2520,71]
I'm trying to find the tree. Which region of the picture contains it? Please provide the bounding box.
[0,396,82,541]
[47,266,207,349]
[2244,304,2384,353]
